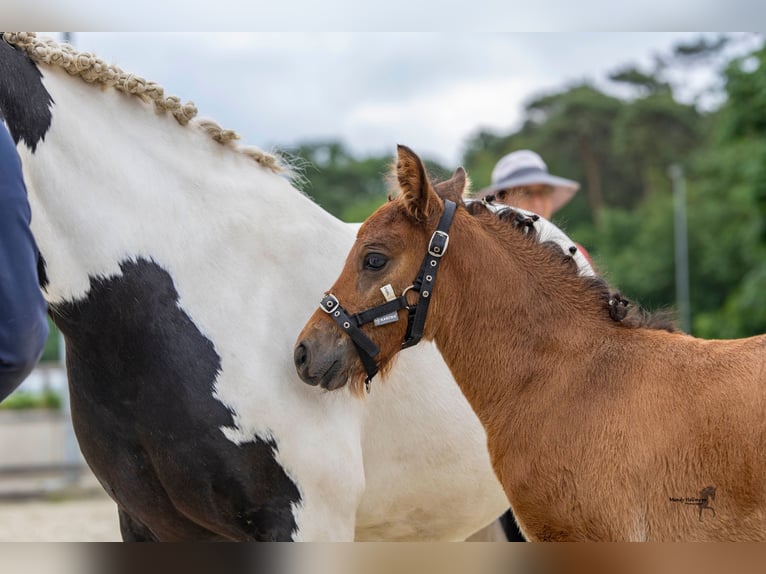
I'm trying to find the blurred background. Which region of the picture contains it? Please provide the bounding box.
[1,32,764,540]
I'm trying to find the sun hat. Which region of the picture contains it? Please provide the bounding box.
[477,150,580,212]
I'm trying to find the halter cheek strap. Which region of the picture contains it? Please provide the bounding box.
[319,199,457,393]
[402,204,454,349]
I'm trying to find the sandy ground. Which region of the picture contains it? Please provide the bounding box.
[0,492,507,542]
[0,492,121,542]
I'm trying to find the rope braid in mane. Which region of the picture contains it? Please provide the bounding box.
[2,32,283,174]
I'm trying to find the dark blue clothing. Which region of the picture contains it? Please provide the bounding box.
[0,123,48,401]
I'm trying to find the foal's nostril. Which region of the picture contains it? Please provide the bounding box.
[294,341,320,386]
[294,342,309,369]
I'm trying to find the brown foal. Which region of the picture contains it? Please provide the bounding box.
[295,145,766,541]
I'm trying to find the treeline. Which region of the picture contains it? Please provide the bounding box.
[289,34,766,340]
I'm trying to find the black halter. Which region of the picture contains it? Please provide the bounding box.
[319,200,457,393]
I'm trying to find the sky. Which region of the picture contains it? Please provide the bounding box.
[40,32,746,166]
[21,1,766,33]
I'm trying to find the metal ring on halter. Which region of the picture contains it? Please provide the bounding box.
[401,285,417,307]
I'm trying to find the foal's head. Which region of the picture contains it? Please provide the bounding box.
[294,145,463,394]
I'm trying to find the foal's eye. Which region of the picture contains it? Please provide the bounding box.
[363,253,388,271]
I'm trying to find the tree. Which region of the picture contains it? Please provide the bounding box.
[609,65,670,97]
[525,85,631,225]
[612,92,706,198]
[688,42,766,338]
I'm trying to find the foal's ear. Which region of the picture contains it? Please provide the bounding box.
[433,167,467,205]
[396,144,440,222]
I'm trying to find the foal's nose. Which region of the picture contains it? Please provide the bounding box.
[294,341,317,386]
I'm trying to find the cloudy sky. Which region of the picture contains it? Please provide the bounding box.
[43,32,741,166]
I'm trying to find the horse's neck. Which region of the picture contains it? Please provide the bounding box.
[429,212,608,426]
[22,66,351,306]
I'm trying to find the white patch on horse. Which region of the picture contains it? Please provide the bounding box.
[473,201,595,277]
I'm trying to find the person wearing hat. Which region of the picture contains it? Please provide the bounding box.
[478,149,593,265]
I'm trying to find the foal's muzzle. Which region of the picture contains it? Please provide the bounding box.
[293,335,350,391]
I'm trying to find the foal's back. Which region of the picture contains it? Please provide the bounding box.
[569,328,766,540]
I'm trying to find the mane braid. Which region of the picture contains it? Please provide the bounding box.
[464,201,678,332]
[3,32,283,174]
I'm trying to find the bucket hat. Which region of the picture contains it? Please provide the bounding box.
[478,150,579,212]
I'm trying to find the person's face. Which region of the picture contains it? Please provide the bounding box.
[494,185,555,219]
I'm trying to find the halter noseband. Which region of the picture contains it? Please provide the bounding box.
[319,199,457,393]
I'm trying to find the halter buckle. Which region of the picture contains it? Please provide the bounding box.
[320,294,340,314]
[428,230,450,257]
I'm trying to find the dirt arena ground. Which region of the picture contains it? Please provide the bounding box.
[0,492,507,542]
[0,491,121,542]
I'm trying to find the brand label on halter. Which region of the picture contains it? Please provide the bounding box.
[380,284,396,302]
[374,311,399,327]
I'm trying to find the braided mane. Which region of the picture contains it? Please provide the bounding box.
[2,32,284,173]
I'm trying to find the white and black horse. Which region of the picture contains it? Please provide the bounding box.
[0,33,588,541]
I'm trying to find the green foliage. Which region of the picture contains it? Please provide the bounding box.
[684,121,766,336]
[0,388,62,410]
[587,194,676,312]
[287,140,391,221]
[717,46,766,141]
[612,92,706,197]
[341,195,388,223]
[461,130,514,184]
[41,317,60,362]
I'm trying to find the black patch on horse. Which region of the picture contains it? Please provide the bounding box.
[52,258,301,541]
[37,253,49,291]
[0,38,54,152]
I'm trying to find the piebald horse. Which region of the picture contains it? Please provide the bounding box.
[295,145,766,541]
[0,32,525,541]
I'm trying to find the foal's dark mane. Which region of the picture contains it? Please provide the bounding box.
[461,199,678,333]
